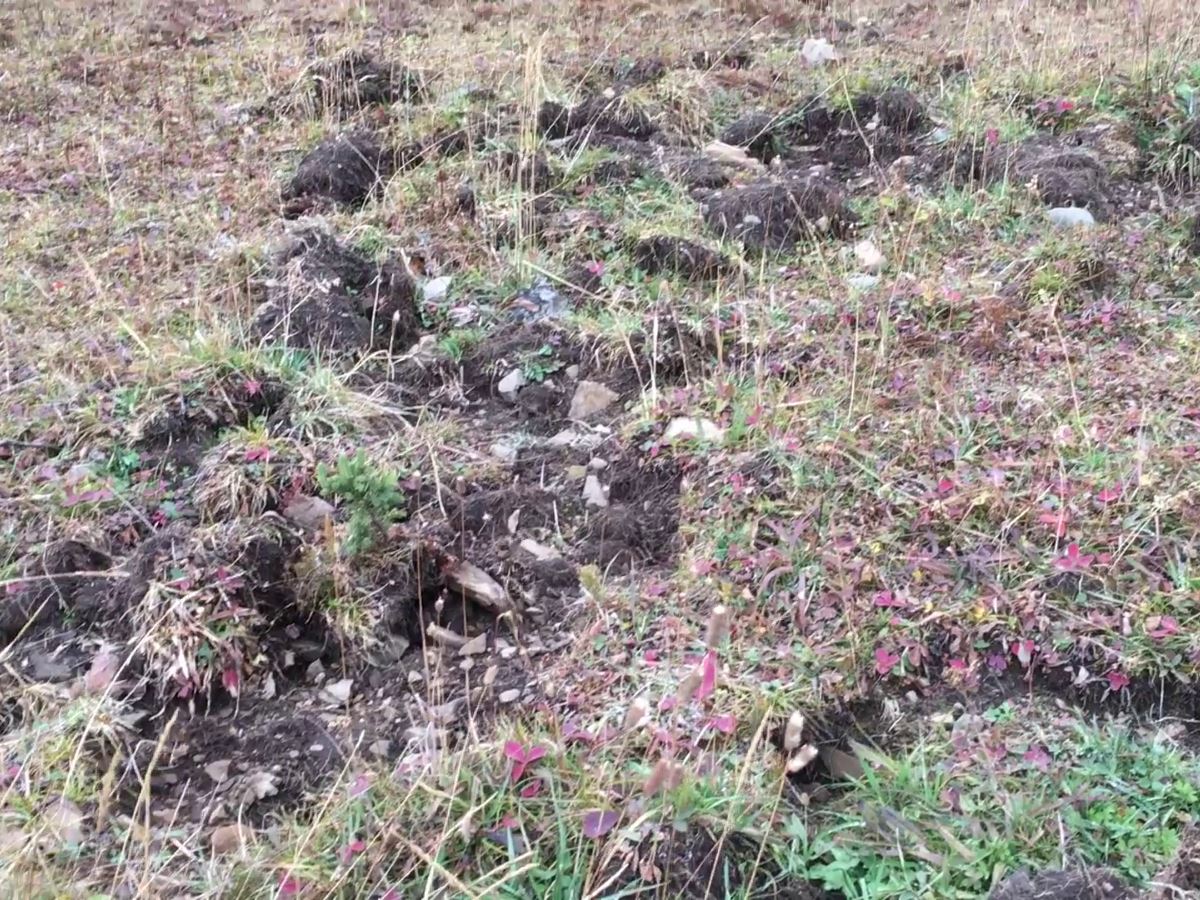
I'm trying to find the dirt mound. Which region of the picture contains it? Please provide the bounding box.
[703,175,857,250]
[987,867,1134,900]
[281,130,392,216]
[720,112,780,163]
[955,135,1115,219]
[114,519,318,697]
[537,95,656,141]
[309,49,424,115]
[253,227,420,355]
[780,89,930,171]
[133,370,288,471]
[633,235,735,280]
[876,86,927,133]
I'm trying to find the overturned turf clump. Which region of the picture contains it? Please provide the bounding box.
[495,148,554,192]
[987,867,1135,900]
[281,130,392,215]
[254,228,420,354]
[537,95,656,141]
[309,49,424,115]
[117,519,313,699]
[633,235,735,280]
[956,135,1115,219]
[720,111,780,163]
[703,176,857,250]
[875,86,928,133]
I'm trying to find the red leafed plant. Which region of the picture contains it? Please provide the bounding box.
[504,742,546,782]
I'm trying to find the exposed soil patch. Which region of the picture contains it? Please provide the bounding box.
[633,235,735,280]
[494,148,555,193]
[780,88,930,172]
[987,867,1135,900]
[309,49,424,116]
[691,48,752,70]
[281,130,392,216]
[134,370,288,472]
[703,175,857,250]
[253,227,420,355]
[1,539,113,642]
[150,701,346,826]
[578,454,682,572]
[606,827,830,899]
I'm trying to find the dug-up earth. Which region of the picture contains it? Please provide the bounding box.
[2,1,1200,898]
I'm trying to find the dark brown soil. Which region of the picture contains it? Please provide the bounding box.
[281,130,392,215]
[876,86,927,133]
[720,112,781,163]
[1188,214,1200,255]
[1,539,113,641]
[253,227,420,355]
[703,175,857,250]
[309,49,424,116]
[606,827,830,899]
[149,701,346,825]
[134,370,289,471]
[633,235,735,280]
[987,867,1135,900]
[496,148,555,193]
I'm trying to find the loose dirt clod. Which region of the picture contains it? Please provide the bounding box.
[633,235,734,280]
[703,175,857,249]
[539,95,656,141]
[254,227,419,354]
[875,86,927,133]
[281,130,392,215]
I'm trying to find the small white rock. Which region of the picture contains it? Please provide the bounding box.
[499,689,521,704]
[1047,207,1096,229]
[422,275,453,303]
[322,678,354,705]
[519,538,561,560]
[497,368,526,400]
[583,474,609,508]
[588,457,608,471]
[663,416,726,445]
[459,632,489,656]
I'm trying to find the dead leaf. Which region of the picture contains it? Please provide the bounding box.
[235,771,278,806]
